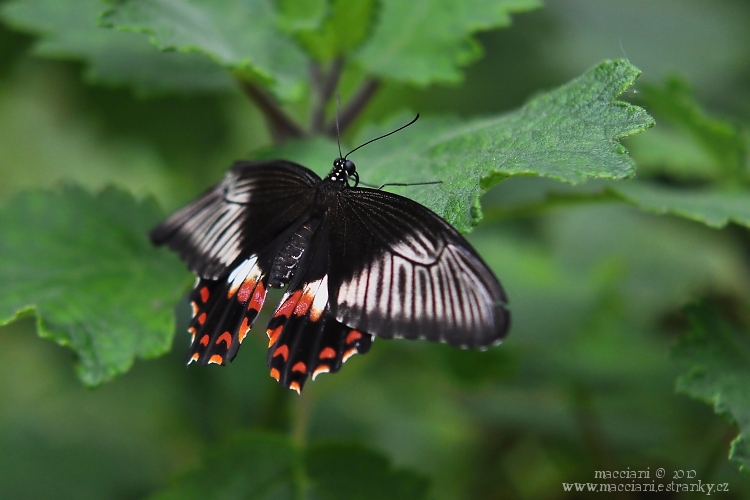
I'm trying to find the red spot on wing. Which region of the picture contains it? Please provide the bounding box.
[275,290,302,319]
[249,282,266,311]
[270,368,280,381]
[199,334,209,346]
[294,292,313,316]
[208,354,223,364]
[346,330,362,344]
[267,325,283,347]
[239,318,250,343]
[319,347,336,359]
[237,278,256,303]
[197,312,207,325]
[292,362,307,374]
[216,331,232,348]
[273,344,289,361]
[199,286,209,303]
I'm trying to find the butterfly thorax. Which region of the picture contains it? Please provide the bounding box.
[313,157,356,213]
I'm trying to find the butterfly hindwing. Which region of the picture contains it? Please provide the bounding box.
[328,188,510,348]
[150,160,319,280]
[187,254,270,366]
[265,229,373,393]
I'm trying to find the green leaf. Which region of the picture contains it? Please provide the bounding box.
[637,77,747,182]
[359,59,653,231]
[103,0,309,101]
[610,181,750,229]
[0,186,191,386]
[263,60,653,232]
[674,305,750,475]
[151,432,429,499]
[291,0,377,61]
[0,0,234,94]
[355,0,541,85]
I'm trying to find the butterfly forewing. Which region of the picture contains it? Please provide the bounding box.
[150,160,319,279]
[329,188,509,348]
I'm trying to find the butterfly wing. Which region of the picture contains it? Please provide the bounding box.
[329,188,510,348]
[150,160,320,280]
[151,160,321,367]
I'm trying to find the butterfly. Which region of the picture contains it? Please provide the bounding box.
[150,122,510,394]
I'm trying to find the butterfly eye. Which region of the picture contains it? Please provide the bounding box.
[344,160,356,175]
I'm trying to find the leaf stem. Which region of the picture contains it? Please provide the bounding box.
[238,80,306,144]
[310,57,344,133]
[325,77,380,137]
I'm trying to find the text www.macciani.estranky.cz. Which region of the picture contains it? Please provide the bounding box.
[562,481,729,495]
[562,469,729,495]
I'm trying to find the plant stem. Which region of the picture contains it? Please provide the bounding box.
[238,80,305,144]
[310,57,344,133]
[325,78,380,137]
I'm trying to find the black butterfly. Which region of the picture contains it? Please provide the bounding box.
[151,129,510,394]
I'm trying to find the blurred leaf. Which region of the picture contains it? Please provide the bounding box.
[0,0,234,94]
[675,305,750,475]
[637,77,747,182]
[626,126,726,182]
[276,0,327,32]
[291,0,377,61]
[103,0,309,101]
[305,442,430,500]
[610,181,750,229]
[0,186,191,386]
[355,0,541,85]
[151,432,429,499]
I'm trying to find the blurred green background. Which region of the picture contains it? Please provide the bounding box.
[1,0,750,498]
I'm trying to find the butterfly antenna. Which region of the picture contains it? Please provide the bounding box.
[335,93,343,159]
[344,114,419,159]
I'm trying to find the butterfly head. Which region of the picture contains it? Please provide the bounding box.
[328,157,359,187]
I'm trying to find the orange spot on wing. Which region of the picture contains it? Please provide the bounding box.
[249,282,266,311]
[208,354,223,365]
[237,278,256,303]
[312,365,330,380]
[270,368,280,381]
[342,347,357,362]
[189,353,199,364]
[292,362,307,374]
[216,331,232,347]
[199,286,209,303]
[197,312,207,325]
[275,290,302,319]
[346,330,362,344]
[191,302,199,316]
[267,326,283,347]
[188,327,196,344]
[273,344,289,361]
[239,318,250,343]
[289,381,301,395]
[199,334,209,346]
[319,347,336,359]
